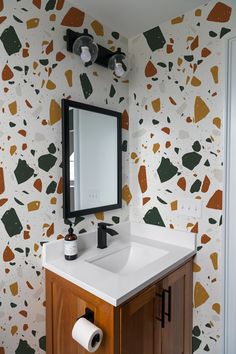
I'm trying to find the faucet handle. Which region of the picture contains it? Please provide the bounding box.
[98,222,112,229]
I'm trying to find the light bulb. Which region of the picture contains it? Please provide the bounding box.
[114,62,125,77]
[80,46,91,63]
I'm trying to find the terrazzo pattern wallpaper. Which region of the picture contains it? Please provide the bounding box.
[1,0,236,353]
[129,1,235,353]
[0,1,129,352]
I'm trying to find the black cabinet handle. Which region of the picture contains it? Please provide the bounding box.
[156,290,165,328]
[156,286,172,328]
[164,286,171,322]
[161,289,165,328]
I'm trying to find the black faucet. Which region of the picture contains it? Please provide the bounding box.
[97,222,118,249]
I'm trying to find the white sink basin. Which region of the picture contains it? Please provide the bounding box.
[86,242,169,275]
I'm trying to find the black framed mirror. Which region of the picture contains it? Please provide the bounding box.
[62,99,122,218]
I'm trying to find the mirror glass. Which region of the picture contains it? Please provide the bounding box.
[62,100,122,218]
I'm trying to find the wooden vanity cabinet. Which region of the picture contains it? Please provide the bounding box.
[46,259,193,354]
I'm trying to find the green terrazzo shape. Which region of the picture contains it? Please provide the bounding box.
[48,143,56,154]
[0,26,22,55]
[39,336,46,351]
[45,0,56,11]
[1,208,23,237]
[112,216,120,224]
[190,179,202,193]
[192,141,201,152]
[80,73,93,99]
[46,181,57,194]
[143,26,166,52]
[14,159,34,184]
[192,336,201,352]
[157,157,178,183]
[192,325,201,337]
[182,152,202,170]
[110,84,116,98]
[38,154,57,172]
[143,207,165,227]
[112,32,120,39]
[15,339,35,354]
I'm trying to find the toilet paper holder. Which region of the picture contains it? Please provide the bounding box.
[78,308,101,348]
[79,308,95,323]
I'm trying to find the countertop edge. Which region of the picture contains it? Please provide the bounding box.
[43,250,196,307]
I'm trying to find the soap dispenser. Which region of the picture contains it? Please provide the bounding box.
[64,223,78,261]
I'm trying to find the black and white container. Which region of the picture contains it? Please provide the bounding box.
[64,224,78,261]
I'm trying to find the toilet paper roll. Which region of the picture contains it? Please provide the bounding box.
[72,317,103,353]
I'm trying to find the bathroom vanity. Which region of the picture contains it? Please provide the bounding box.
[43,222,196,354]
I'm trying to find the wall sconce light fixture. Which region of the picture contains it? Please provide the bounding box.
[108,48,127,78]
[64,29,127,77]
[72,29,98,66]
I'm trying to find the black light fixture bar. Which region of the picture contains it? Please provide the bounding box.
[63,29,125,69]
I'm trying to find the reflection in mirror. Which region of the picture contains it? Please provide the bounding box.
[62,100,122,218]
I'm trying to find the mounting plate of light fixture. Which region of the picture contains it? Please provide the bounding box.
[64,29,127,77]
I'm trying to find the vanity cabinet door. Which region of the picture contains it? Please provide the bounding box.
[160,261,193,354]
[120,285,156,354]
[154,282,163,354]
[46,270,118,354]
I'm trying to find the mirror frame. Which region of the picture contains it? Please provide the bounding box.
[62,99,122,219]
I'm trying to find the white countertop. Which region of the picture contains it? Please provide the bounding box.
[42,222,196,306]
